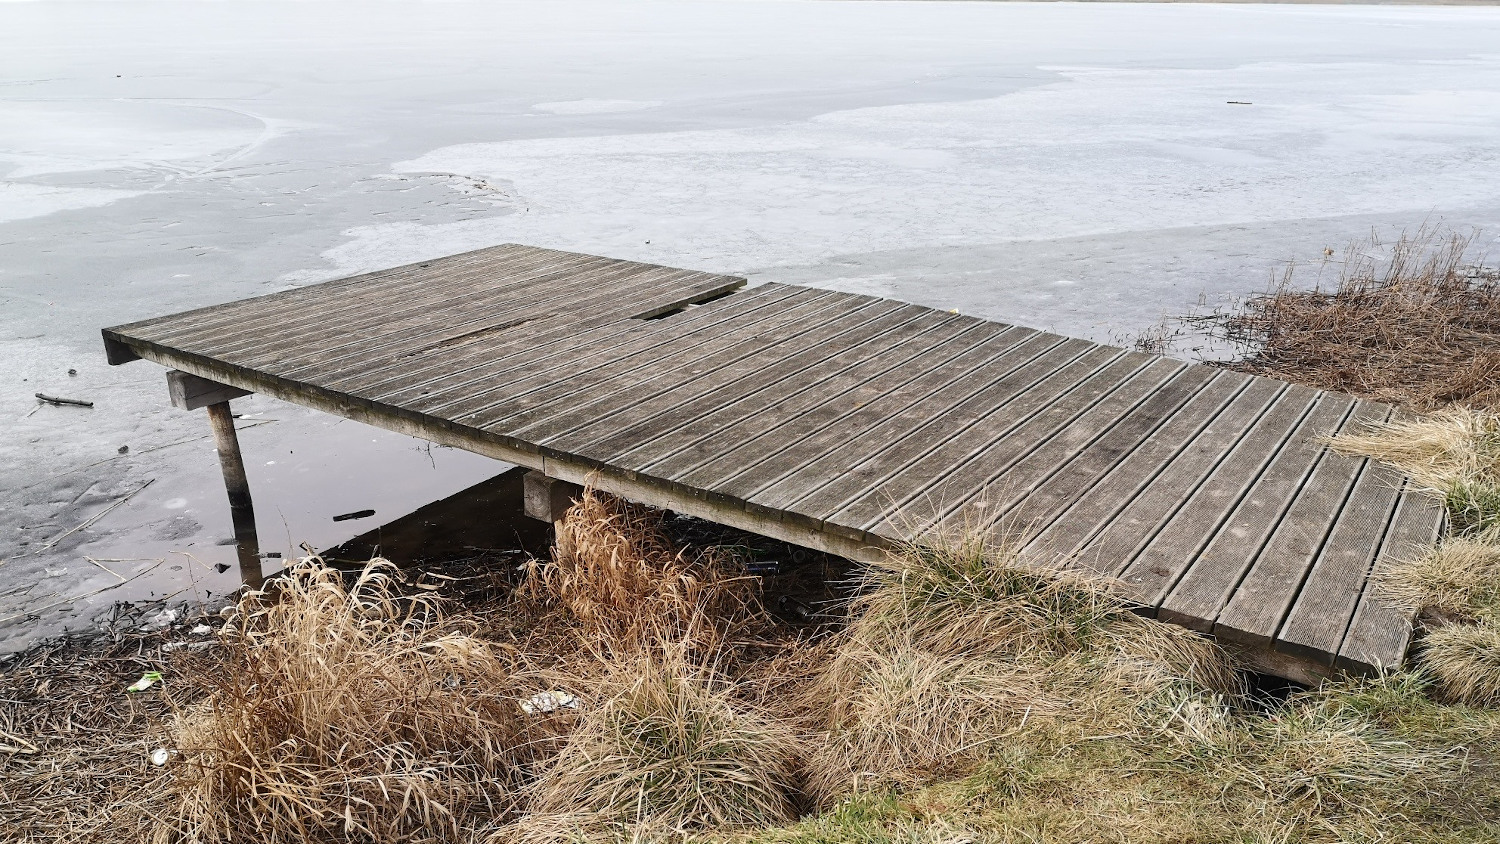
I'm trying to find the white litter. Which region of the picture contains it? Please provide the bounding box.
[150,748,170,766]
[142,608,179,631]
[521,691,578,714]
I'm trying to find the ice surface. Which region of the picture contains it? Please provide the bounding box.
[4,0,1500,651]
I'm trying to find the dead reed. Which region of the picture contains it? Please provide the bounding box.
[803,537,1241,804]
[520,488,763,659]
[164,558,552,844]
[1195,227,1500,410]
[505,651,800,842]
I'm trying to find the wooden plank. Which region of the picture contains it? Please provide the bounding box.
[209,255,685,373]
[468,290,869,434]
[1212,402,1390,647]
[598,312,991,471]
[1275,460,1406,664]
[330,271,744,398]
[531,298,920,453]
[856,348,1153,541]
[1098,382,1313,604]
[415,285,830,420]
[724,320,1037,518]
[1156,392,1357,632]
[1335,490,1445,675]
[789,335,1096,537]
[719,316,1028,515]
[271,262,720,385]
[929,357,1197,538]
[1023,372,1266,571]
[555,303,952,460]
[975,364,1218,541]
[634,318,1036,487]
[372,283,802,409]
[140,245,564,351]
[110,244,531,346]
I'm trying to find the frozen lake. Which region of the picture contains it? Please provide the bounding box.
[4,0,1500,651]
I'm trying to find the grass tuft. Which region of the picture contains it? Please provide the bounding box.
[1421,622,1500,709]
[164,558,547,844]
[508,651,800,840]
[1380,536,1500,624]
[522,488,763,658]
[803,538,1241,804]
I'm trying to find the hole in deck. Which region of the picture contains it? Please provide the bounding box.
[631,287,741,320]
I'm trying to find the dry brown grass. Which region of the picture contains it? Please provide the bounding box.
[1421,622,1500,709]
[1196,227,1500,410]
[163,558,555,844]
[1380,537,1500,624]
[802,537,1242,804]
[1330,408,1500,537]
[521,489,764,660]
[502,651,800,843]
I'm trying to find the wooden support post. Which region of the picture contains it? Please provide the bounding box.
[205,401,263,589]
[523,471,582,525]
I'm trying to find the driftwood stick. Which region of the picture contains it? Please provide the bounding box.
[35,393,94,408]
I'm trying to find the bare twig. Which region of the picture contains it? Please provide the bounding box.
[34,393,94,408]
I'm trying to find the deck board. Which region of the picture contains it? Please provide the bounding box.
[102,244,1445,682]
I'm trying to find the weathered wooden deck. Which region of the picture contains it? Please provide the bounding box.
[102,244,1444,683]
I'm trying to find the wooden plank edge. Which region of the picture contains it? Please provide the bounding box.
[103,336,548,468]
[1220,641,1341,687]
[543,458,891,563]
[625,277,749,320]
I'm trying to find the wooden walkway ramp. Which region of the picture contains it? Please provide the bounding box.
[102,245,1444,683]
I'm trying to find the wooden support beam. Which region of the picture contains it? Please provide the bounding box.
[168,370,252,411]
[205,400,263,589]
[523,471,582,523]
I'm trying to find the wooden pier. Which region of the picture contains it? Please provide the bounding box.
[102,244,1444,683]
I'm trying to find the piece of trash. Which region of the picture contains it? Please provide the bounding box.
[746,560,780,576]
[332,509,375,522]
[521,691,579,714]
[777,595,815,622]
[190,624,211,635]
[265,551,282,559]
[67,368,78,377]
[117,445,129,454]
[150,748,170,766]
[126,671,164,693]
[34,393,93,408]
[142,608,179,631]
[1227,101,1253,105]
[162,641,212,653]
[44,567,66,577]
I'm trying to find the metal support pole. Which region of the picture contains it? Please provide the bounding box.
[205,400,263,589]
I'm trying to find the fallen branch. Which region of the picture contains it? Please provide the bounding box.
[34,393,94,408]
